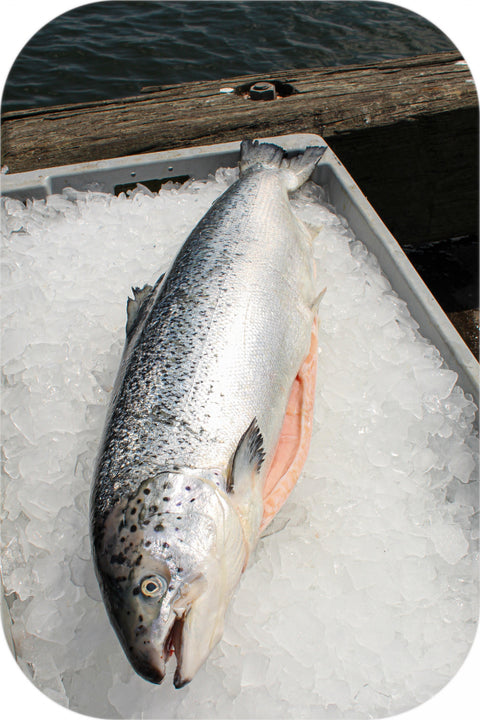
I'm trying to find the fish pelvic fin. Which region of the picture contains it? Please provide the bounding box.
[239,139,326,191]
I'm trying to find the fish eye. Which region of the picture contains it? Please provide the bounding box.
[140,575,167,598]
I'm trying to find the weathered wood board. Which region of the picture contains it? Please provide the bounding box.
[2,51,477,246]
[1,51,478,353]
[2,52,478,248]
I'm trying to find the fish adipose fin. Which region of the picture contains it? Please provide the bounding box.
[226,417,266,494]
[260,319,318,532]
[239,139,326,191]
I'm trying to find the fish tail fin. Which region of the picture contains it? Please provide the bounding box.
[239,140,286,174]
[239,139,326,191]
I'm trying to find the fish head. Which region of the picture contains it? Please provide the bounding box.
[92,470,246,686]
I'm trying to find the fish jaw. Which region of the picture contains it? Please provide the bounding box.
[172,561,231,688]
[118,626,168,685]
[129,652,166,685]
[170,487,250,687]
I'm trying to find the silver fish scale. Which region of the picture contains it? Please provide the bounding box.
[93,167,315,523]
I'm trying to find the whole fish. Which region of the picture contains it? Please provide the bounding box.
[91,140,325,687]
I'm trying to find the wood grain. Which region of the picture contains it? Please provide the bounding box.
[2,51,478,246]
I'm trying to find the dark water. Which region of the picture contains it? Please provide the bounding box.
[2,1,456,113]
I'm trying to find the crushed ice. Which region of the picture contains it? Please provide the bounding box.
[1,167,478,718]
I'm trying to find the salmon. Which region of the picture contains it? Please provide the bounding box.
[91,139,325,687]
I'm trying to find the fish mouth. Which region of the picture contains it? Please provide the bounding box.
[140,611,191,689]
[171,615,190,689]
[128,614,187,686]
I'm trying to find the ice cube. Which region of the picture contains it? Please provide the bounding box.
[430,522,469,565]
[414,367,458,400]
[448,449,476,483]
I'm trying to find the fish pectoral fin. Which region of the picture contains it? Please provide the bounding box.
[226,418,266,495]
[125,274,164,339]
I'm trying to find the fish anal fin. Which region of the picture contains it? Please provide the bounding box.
[227,418,266,494]
[260,320,318,532]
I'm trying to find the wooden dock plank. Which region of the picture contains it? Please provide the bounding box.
[2,51,474,168]
[1,51,478,247]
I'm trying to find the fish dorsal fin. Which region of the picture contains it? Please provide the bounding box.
[125,274,164,339]
[126,284,154,338]
[226,418,266,494]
